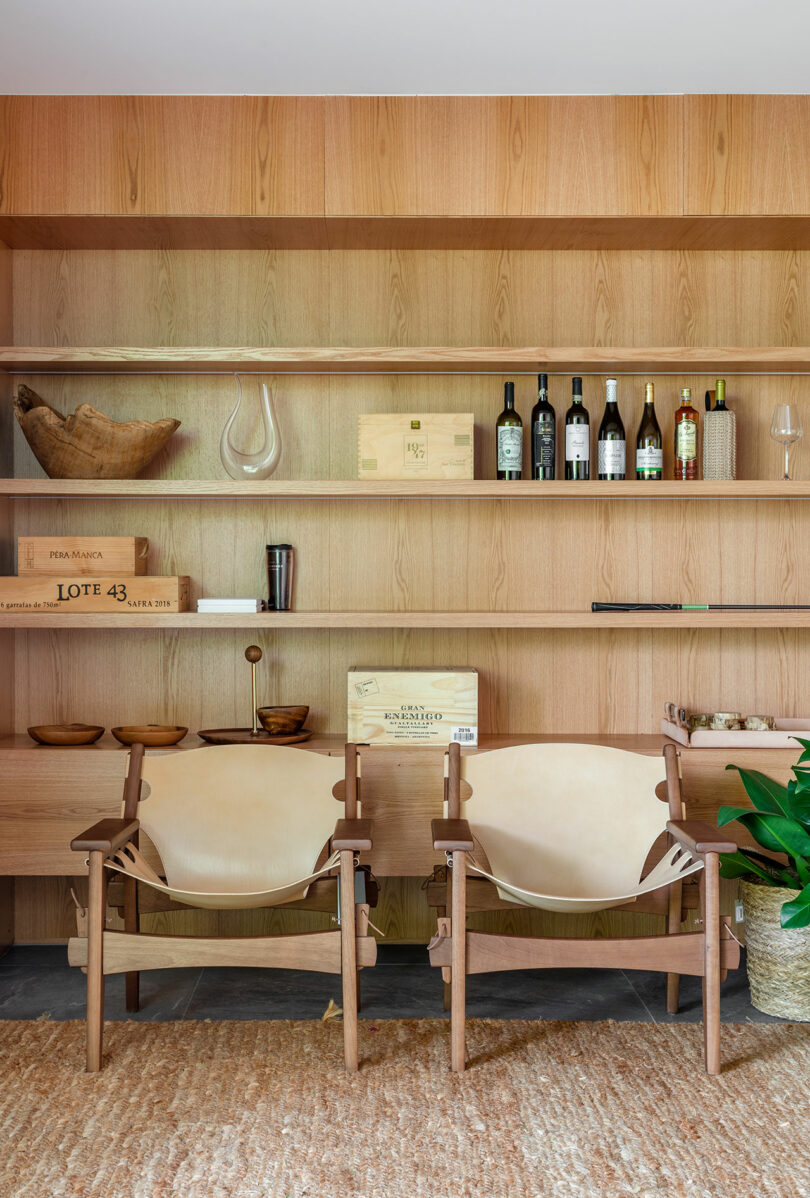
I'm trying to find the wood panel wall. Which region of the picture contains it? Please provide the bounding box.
[4,95,810,943]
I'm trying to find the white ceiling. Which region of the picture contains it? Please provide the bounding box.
[2,0,809,95]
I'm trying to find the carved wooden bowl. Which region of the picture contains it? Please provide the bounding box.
[112,725,188,746]
[28,723,105,745]
[14,384,180,480]
[257,705,309,735]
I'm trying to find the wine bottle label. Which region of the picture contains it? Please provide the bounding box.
[565,426,589,462]
[533,423,555,468]
[636,446,663,470]
[675,421,697,462]
[597,439,626,475]
[497,426,522,471]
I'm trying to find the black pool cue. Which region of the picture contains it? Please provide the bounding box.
[592,603,810,612]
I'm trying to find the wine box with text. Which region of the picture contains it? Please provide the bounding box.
[358,413,474,480]
[0,575,190,612]
[348,667,478,745]
[17,536,149,576]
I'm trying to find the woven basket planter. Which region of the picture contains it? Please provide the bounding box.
[741,878,810,1020]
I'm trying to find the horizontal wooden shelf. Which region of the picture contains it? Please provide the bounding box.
[3,214,810,252]
[0,732,670,755]
[3,479,810,499]
[2,610,810,630]
[4,346,810,374]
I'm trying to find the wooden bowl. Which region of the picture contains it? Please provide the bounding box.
[257,705,309,735]
[14,384,180,480]
[28,723,105,746]
[112,725,188,746]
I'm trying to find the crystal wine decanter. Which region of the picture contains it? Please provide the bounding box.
[219,375,282,480]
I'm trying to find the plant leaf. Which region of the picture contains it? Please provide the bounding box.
[792,737,810,766]
[719,850,781,884]
[724,810,810,862]
[780,882,810,929]
[724,765,791,816]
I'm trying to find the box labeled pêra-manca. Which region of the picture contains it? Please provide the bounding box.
[348,667,478,745]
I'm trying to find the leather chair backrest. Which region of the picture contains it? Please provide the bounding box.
[461,743,668,900]
[136,745,345,894]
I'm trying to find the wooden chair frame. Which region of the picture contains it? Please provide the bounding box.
[68,743,376,1073]
[428,742,740,1074]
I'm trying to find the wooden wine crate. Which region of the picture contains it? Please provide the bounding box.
[348,667,478,745]
[358,413,474,480]
[0,575,189,612]
[17,536,149,576]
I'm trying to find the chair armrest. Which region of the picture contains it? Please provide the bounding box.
[667,820,736,856]
[432,818,474,852]
[333,818,373,851]
[70,818,140,854]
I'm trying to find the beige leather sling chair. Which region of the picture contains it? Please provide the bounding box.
[429,741,740,1074]
[69,742,376,1073]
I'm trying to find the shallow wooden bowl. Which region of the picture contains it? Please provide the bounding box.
[257,705,309,735]
[28,723,105,746]
[112,725,188,746]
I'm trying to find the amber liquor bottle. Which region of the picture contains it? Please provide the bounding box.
[674,387,699,480]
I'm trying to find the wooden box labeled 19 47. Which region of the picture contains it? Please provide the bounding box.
[358,413,474,480]
[348,667,478,745]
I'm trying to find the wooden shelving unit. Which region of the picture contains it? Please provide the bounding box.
[0,609,808,630]
[1,479,808,499]
[4,345,810,374]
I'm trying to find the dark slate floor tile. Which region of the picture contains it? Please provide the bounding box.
[0,960,201,1022]
[624,955,788,1025]
[183,965,341,1021]
[465,967,654,1022]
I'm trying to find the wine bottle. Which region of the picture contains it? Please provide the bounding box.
[635,382,663,480]
[674,386,698,480]
[531,372,555,479]
[597,377,626,480]
[496,381,522,480]
[564,377,589,480]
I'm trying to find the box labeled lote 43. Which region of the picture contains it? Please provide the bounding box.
[0,575,189,612]
[348,667,478,745]
[18,536,149,576]
[358,413,474,480]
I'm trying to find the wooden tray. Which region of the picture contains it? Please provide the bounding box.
[662,717,810,749]
[196,728,313,746]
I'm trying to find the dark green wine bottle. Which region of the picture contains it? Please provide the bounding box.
[635,382,663,480]
[496,381,523,480]
[564,377,589,480]
[531,372,555,479]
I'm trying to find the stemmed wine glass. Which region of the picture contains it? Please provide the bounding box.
[770,404,803,480]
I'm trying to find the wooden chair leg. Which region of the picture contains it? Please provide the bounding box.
[339,851,359,1073]
[666,878,683,1014]
[123,872,140,1012]
[450,850,467,1073]
[702,853,722,1075]
[86,850,107,1072]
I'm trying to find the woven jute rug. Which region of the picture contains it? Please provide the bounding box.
[1,1019,809,1198]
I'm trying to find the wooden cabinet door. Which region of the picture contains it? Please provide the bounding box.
[325,96,683,217]
[685,95,810,215]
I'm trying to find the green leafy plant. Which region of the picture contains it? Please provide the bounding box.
[719,738,810,929]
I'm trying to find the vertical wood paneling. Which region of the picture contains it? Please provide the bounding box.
[685,96,810,216]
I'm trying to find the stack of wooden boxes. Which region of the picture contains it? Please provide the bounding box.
[0,537,190,612]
